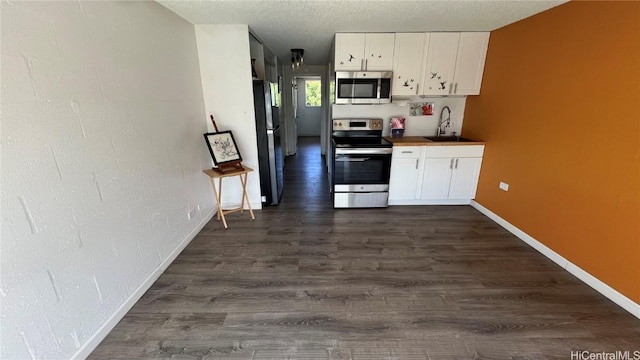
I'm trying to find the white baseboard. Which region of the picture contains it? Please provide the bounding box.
[470,200,639,319]
[70,208,216,360]
[389,199,471,206]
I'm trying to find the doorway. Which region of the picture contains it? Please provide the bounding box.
[282,65,329,158]
[295,77,322,137]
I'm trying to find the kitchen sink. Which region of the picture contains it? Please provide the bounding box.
[423,136,475,142]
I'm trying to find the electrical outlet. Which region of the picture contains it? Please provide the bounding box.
[499,182,509,191]
[188,208,197,220]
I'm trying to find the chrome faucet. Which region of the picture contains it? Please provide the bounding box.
[437,106,451,137]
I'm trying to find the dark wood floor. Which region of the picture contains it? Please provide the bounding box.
[90,137,640,359]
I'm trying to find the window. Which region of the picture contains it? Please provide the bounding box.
[305,80,321,107]
[329,80,335,104]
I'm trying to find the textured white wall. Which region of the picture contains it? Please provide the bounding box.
[1,1,213,359]
[195,25,262,209]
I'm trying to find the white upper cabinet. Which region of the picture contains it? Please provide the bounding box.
[365,33,395,70]
[391,33,428,96]
[421,33,460,96]
[453,32,490,95]
[335,33,366,71]
[335,33,395,71]
[420,32,490,96]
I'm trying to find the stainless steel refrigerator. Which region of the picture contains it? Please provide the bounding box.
[252,80,283,205]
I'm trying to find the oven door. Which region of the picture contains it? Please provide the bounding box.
[333,148,392,190]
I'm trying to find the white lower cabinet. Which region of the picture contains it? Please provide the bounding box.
[389,145,484,205]
[447,157,483,199]
[420,158,454,200]
[388,147,423,202]
[421,156,483,201]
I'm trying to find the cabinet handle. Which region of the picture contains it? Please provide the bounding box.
[449,83,453,95]
[450,159,454,169]
[361,59,364,70]
[364,58,368,70]
[401,151,413,154]
[455,158,459,169]
[454,83,458,94]
[415,159,419,169]
[415,83,419,94]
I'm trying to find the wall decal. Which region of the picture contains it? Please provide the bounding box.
[401,79,415,90]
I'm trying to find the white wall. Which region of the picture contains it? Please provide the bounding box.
[195,25,262,209]
[332,96,468,137]
[0,1,213,359]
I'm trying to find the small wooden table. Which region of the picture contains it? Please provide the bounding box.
[203,166,255,229]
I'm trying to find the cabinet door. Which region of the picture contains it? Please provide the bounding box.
[364,33,395,71]
[453,32,490,95]
[421,158,453,200]
[448,157,483,199]
[392,33,427,96]
[335,33,366,71]
[421,33,459,95]
[389,147,423,201]
[389,157,421,200]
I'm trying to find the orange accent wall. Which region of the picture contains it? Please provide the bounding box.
[463,1,640,302]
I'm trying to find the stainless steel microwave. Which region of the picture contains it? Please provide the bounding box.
[335,71,392,104]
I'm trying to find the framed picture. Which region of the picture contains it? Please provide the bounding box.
[410,102,434,116]
[203,131,242,166]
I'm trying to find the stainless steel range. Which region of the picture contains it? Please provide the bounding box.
[331,118,393,208]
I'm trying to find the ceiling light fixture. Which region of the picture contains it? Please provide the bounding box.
[290,48,304,70]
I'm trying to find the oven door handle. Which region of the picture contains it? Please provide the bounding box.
[335,148,393,155]
[336,157,370,162]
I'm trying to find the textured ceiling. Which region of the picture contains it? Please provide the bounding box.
[156,0,567,66]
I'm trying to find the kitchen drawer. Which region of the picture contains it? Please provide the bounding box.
[425,145,484,158]
[392,146,423,159]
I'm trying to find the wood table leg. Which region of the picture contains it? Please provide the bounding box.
[216,177,228,229]
[240,173,255,220]
[209,178,222,226]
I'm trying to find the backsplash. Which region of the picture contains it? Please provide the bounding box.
[332,97,467,137]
